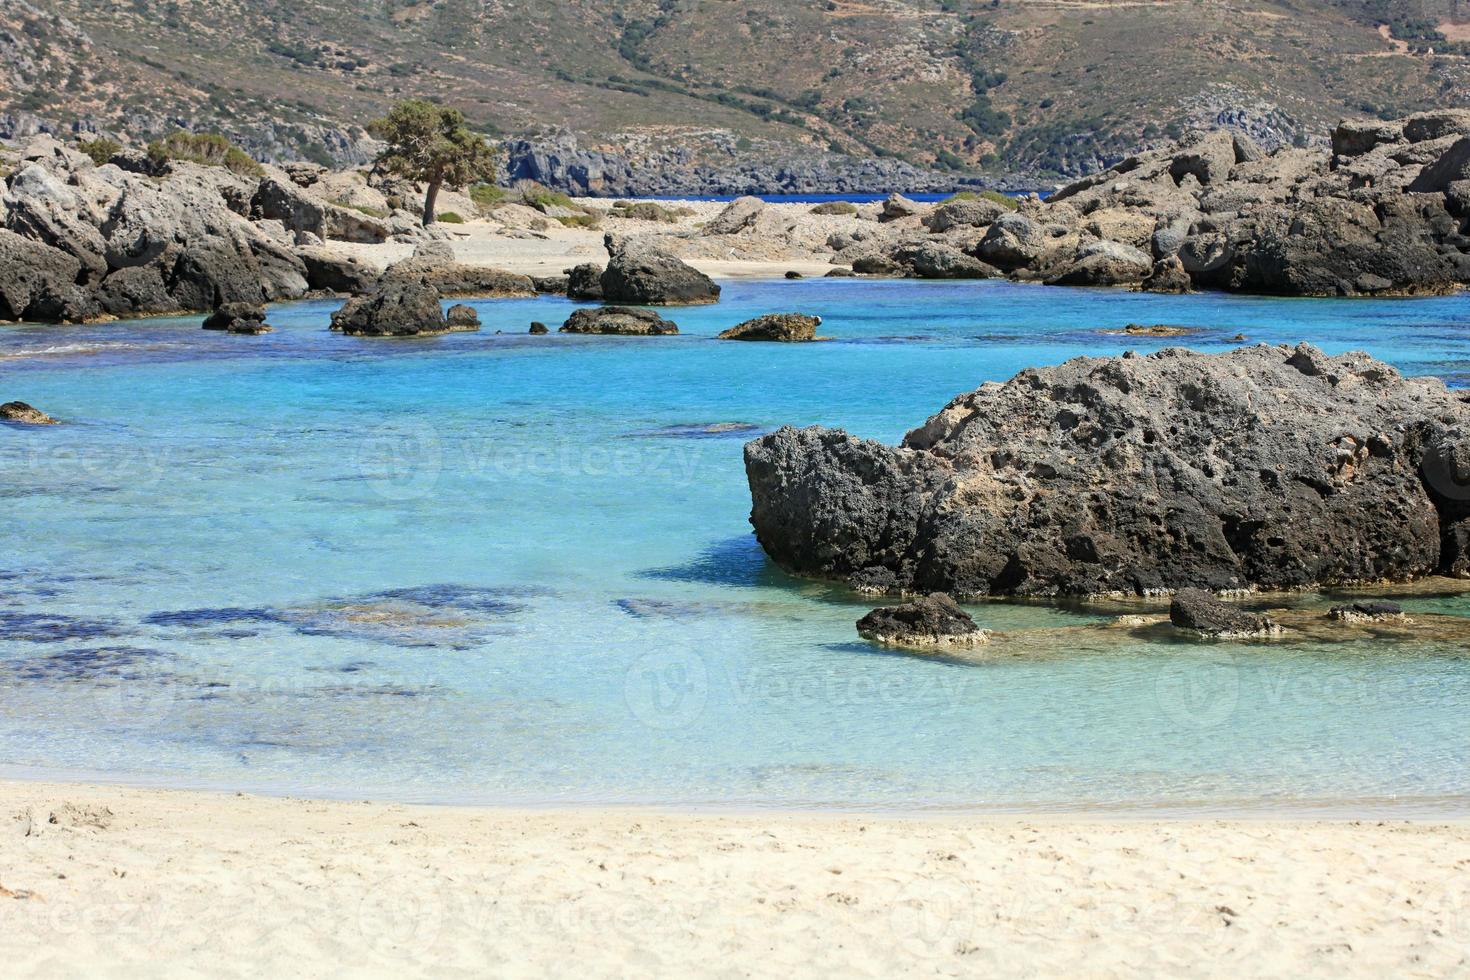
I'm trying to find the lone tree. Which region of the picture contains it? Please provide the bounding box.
[368,99,498,226]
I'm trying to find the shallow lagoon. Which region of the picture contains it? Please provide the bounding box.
[3,278,1470,812]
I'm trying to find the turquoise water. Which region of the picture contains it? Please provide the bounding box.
[4,278,1470,812]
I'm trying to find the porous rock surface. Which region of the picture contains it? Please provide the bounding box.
[746,343,1470,597]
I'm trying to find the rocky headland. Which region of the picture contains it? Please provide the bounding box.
[746,344,1470,599]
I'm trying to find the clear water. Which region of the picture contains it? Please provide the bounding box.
[4,278,1470,813]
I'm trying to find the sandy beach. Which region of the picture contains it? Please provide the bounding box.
[1,780,1467,978]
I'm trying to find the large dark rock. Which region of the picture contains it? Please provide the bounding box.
[856,593,990,650]
[202,302,271,334]
[599,234,719,305]
[566,263,605,300]
[745,344,1470,598]
[296,247,380,295]
[330,280,450,337]
[1170,589,1280,638]
[718,313,821,342]
[559,307,679,336]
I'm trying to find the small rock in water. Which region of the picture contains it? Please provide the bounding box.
[529,321,549,335]
[560,306,679,336]
[785,270,804,280]
[202,302,271,334]
[717,313,822,342]
[825,268,856,278]
[856,593,990,651]
[0,401,58,425]
[1328,601,1406,623]
[1170,589,1281,639]
[444,304,481,331]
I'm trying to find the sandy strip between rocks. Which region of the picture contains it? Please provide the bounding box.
[2,779,1468,978]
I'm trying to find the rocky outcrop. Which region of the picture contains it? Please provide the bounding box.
[1170,590,1281,639]
[856,594,990,650]
[381,250,535,298]
[745,344,1470,598]
[529,321,549,335]
[566,263,605,301]
[850,113,1470,296]
[0,137,312,321]
[202,302,271,334]
[717,313,822,342]
[330,280,452,337]
[250,176,388,244]
[0,401,58,425]
[599,234,720,305]
[296,247,379,294]
[559,307,679,336]
[445,304,480,330]
[703,196,764,235]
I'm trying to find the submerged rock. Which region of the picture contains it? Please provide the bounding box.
[717,313,822,342]
[1169,589,1281,639]
[202,302,271,334]
[600,234,720,305]
[745,344,1470,598]
[0,401,58,425]
[559,306,679,336]
[1328,601,1407,623]
[856,593,990,650]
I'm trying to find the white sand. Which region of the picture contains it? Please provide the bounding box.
[3,780,1469,978]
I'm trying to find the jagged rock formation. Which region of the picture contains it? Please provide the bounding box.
[717,313,822,342]
[599,234,719,305]
[856,593,990,651]
[559,307,679,336]
[330,279,463,337]
[745,344,1470,598]
[851,112,1470,297]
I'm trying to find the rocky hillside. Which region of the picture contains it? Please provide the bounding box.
[3,0,1470,185]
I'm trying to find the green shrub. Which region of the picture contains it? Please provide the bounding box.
[437,211,465,224]
[555,213,602,229]
[469,183,506,209]
[78,137,121,166]
[334,200,389,218]
[145,131,263,177]
[943,189,1018,210]
[516,182,577,212]
[810,201,858,216]
[614,202,679,222]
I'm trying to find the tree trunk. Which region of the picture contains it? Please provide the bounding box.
[422,179,442,227]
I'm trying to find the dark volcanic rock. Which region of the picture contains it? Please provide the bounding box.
[533,275,569,295]
[0,401,58,425]
[529,321,549,335]
[717,313,822,342]
[330,280,449,337]
[1328,601,1406,623]
[0,229,96,322]
[566,263,605,301]
[202,302,271,334]
[1170,589,1281,638]
[600,234,720,305]
[856,593,990,650]
[295,247,380,295]
[745,344,1470,598]
[444,304,481,331]
[559,306,679,336]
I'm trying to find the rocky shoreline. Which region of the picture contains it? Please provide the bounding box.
[6,111,1470,326]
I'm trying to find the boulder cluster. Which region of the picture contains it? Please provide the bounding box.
[0,134,484,324]
[746,343,1470,598]
[840,111,1470,296]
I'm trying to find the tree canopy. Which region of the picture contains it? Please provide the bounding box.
[368,100,498,224]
